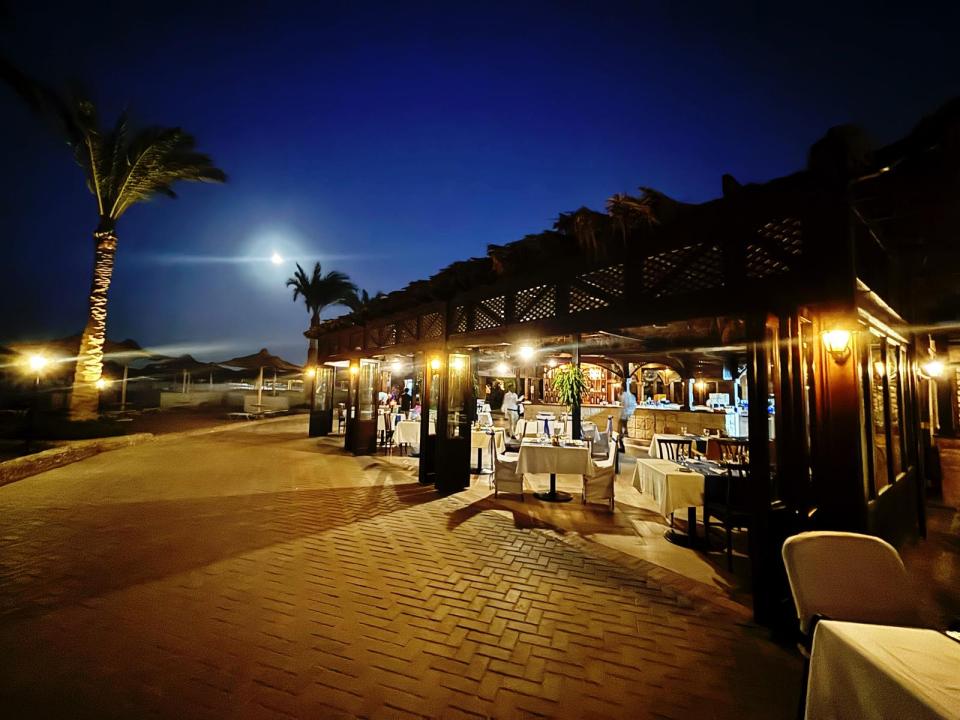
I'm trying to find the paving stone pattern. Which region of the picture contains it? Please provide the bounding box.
[0,418,798,719]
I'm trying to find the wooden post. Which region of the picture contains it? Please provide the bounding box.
[572,334,582,440]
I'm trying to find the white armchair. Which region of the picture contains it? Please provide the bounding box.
[582,432,618,510]
[490,435,524,500]
[782,531,920,639]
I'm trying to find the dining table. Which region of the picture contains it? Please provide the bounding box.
[632,457,728,545]
[805,620,960,720]
[470,427,507,473]
[516,437,590,502]
[516,418,565,438]
[393,419,435,453]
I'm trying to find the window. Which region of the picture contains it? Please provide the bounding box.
[887,344,904,476]
[868,338,890,492]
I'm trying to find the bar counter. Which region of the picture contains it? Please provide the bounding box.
[517,403,736,439]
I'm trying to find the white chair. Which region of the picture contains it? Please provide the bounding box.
[782,531,922,718]
[490,435,524,500]
[782,531,920,639]
[583,432,618,510]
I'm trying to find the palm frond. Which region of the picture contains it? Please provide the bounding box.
[286,262,357,323]
[109,127,226,219]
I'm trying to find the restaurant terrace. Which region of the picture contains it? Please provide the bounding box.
[304,111,958,627]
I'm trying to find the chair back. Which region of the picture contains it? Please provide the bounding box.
[657,437,693,462]
[717,438,749,463]
[781,531,921,635]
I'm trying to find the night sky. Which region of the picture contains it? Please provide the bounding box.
[2,1,957,362]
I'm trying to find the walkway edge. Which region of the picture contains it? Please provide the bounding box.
[0,414,300,487]
[0,434,155,487]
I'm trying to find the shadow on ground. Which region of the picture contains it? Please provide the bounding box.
[0,480,438,622]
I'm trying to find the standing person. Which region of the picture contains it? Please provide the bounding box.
[399,387,412,413]
[488,380,504,411]
[619,379,637,451]
[503,386,520,437]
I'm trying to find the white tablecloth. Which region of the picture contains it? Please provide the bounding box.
[806,620,960,720]
[516,418,565,438]
[517,439,590,475]
[477,411,493,426]
[631,458,704,517]
[471,428,506,452]
[395,420,434,445]
[377,411,405,432]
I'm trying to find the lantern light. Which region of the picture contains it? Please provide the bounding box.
[547,358,558,368]
[304,367,316,378]
[517,345,535,362]
[95,378,108,390]
[349,364,359,376]
[430,357,442,371]
[822,329,852,359]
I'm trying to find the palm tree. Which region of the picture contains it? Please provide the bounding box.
[286,262,357,326]
[286,263,356,409]
[343,287,386,314]
[3,67,226,420]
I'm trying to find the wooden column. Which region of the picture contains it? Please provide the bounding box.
[746,316,775,625]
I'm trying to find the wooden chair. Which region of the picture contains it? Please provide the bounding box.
[657,437,693,462]
[380,412,396,454]
[716,438,749,463]
[703,462,751,570]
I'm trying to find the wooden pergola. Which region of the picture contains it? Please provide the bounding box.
[303,113,960,623]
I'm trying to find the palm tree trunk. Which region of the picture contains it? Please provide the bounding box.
[69,228,117,421]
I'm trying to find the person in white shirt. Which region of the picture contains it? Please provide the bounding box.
[619,380,637,450]
[502,388,520,436]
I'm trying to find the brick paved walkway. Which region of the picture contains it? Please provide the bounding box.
[0,417,799,719]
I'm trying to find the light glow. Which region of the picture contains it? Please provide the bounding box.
[430,357,442,371]
[304,367,316,378]
[495,362,510,376]
[349,364,359,375]
[547,358,558,368]
[27,354,49,373]
[391,360,403,373]
[451,356,464,372]
[923,360,944,378]
[517,345,535,361]
[270,251,284,265]
[95,378,108,390]
[822,329,852,356]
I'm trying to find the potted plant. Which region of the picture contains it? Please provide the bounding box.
[551,364,587,440]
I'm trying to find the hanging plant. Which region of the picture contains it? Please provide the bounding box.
[551,364,587,410]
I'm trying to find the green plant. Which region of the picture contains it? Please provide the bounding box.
[551,364,587,409]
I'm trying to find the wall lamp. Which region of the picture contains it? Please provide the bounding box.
[822,329,852,362]
[921,359,944,378]
[430,357,442,371]
[348,364,359,376]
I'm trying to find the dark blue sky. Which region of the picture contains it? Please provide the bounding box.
[2,1,958,362]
